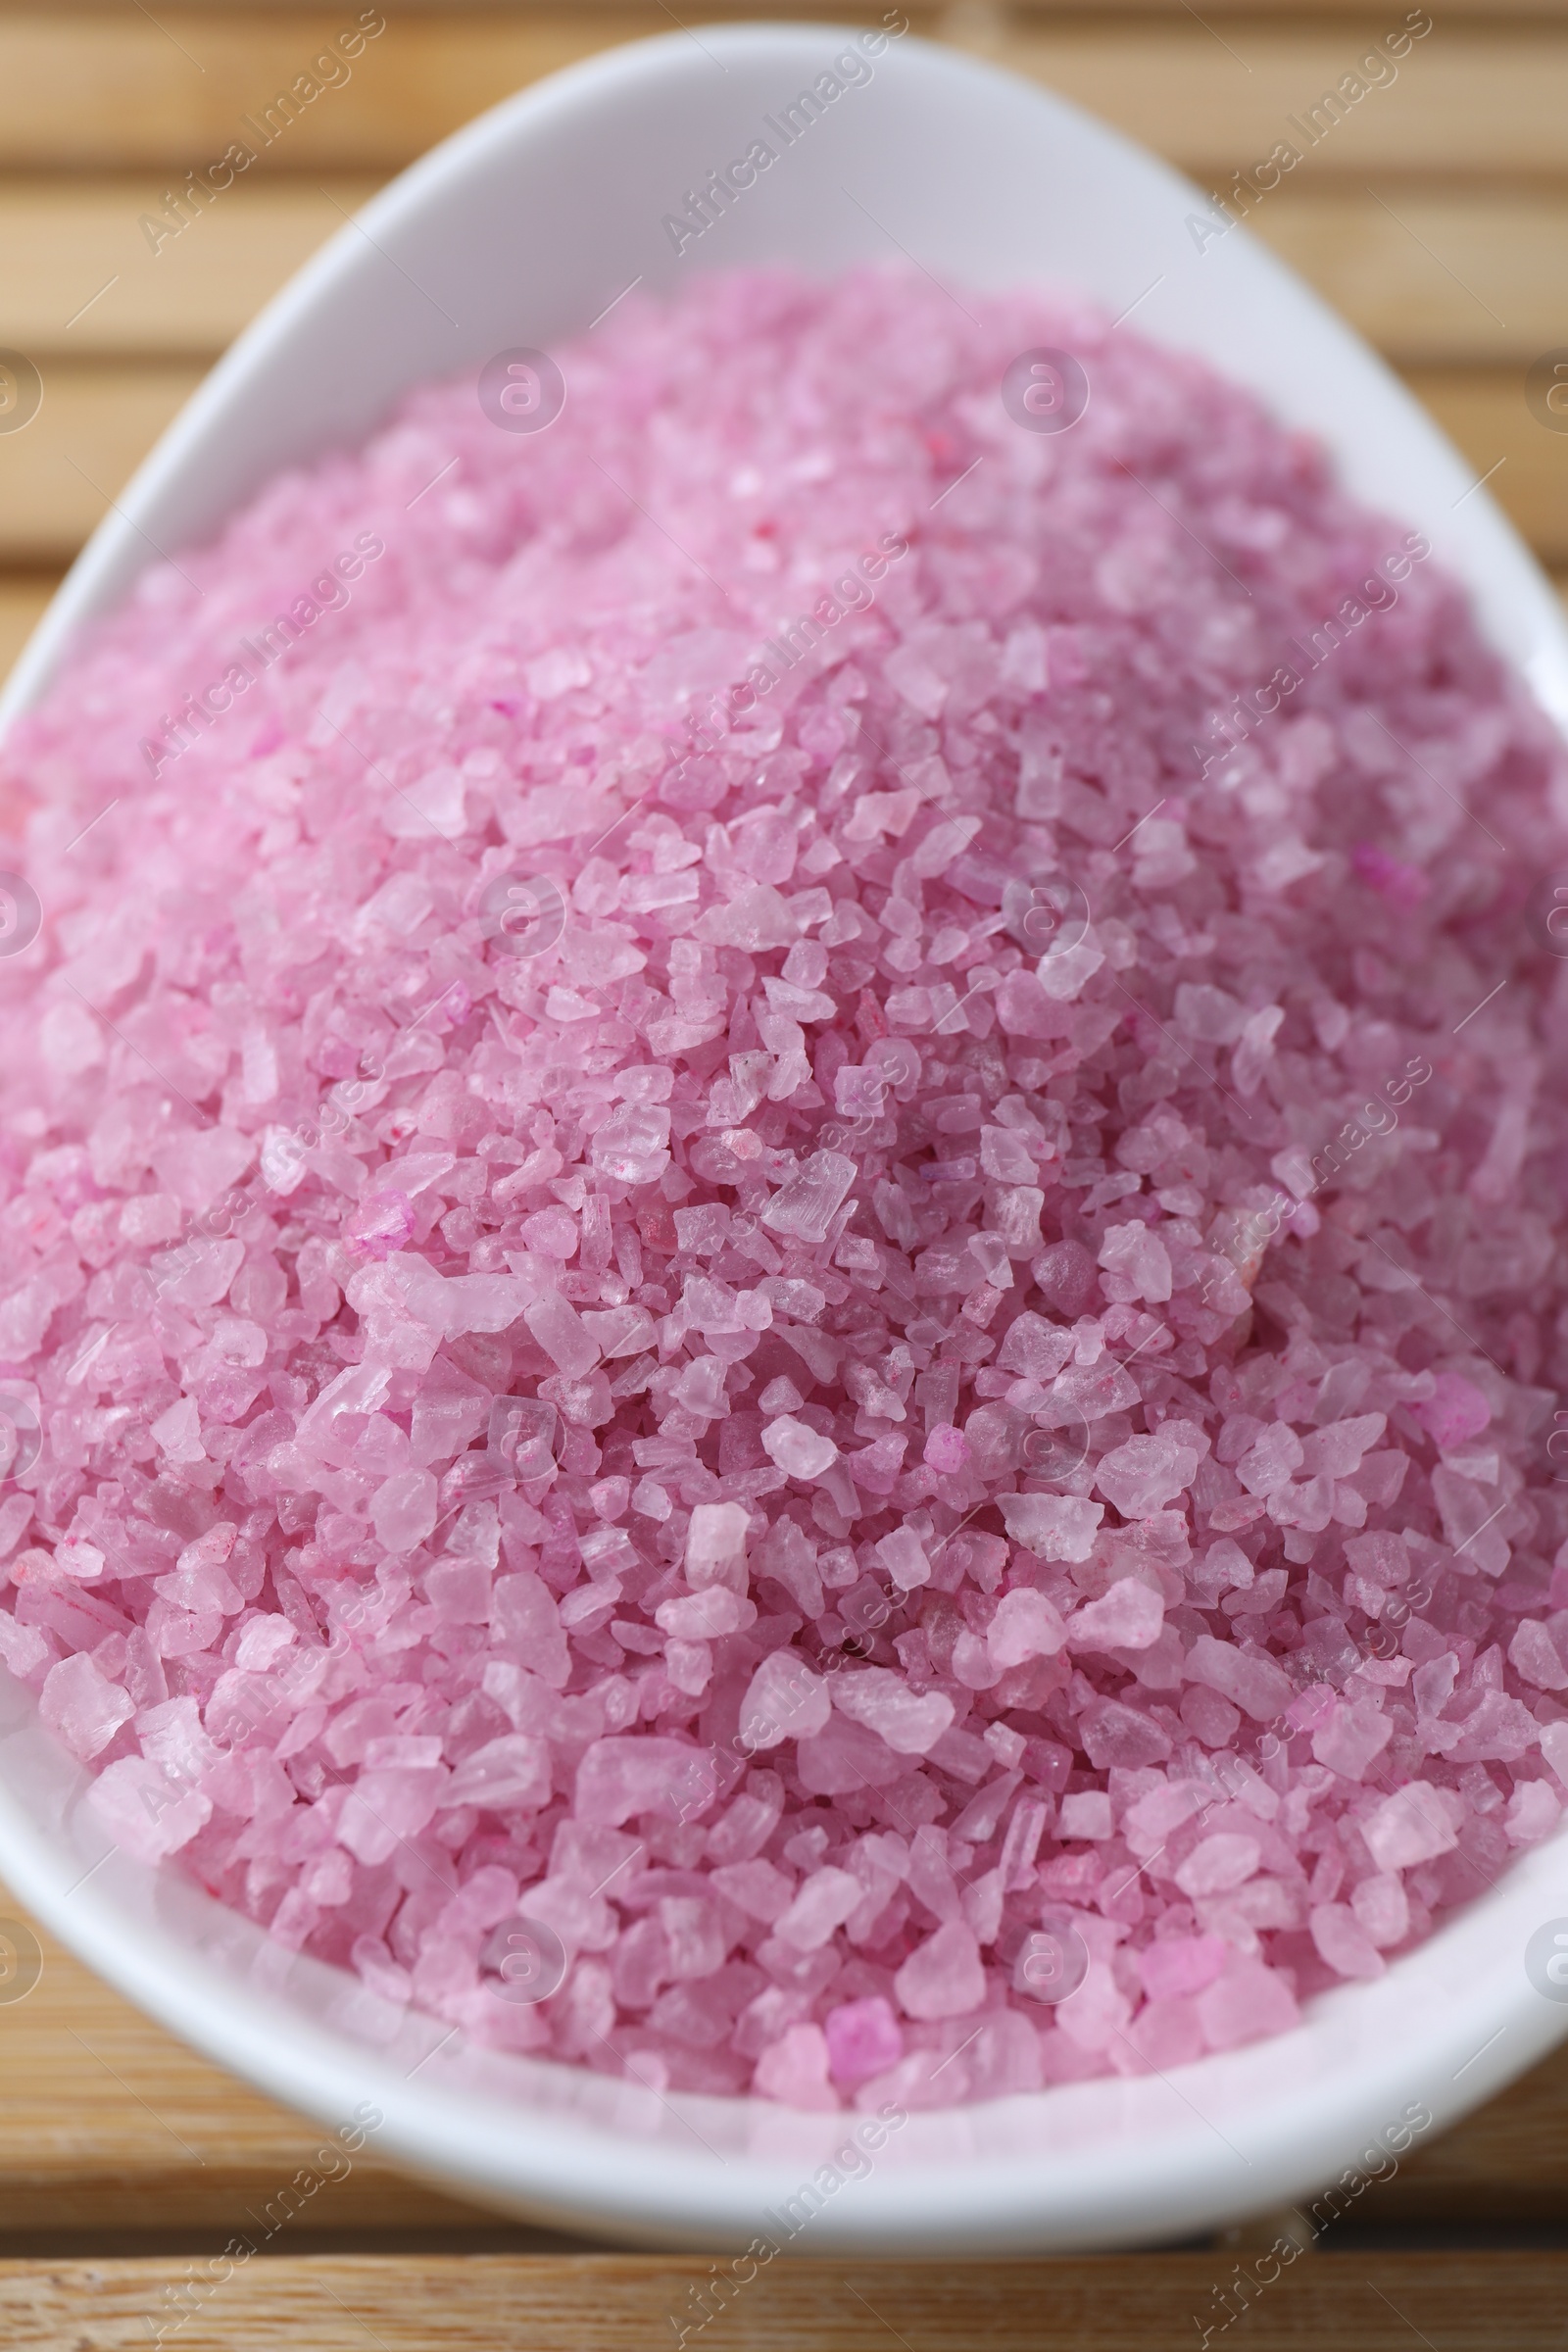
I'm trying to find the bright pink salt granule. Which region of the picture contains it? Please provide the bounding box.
[0,265,1566,2110]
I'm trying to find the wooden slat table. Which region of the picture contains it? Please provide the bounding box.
[2,2,1567,2341]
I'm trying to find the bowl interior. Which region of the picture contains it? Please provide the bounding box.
[1,20,1566,2253]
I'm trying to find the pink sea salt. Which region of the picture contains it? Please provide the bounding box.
[39,1651,133,1759]
[1065,1575,1164,1653]
[1138,1935,1229,2002]
[1197,1956,1300,2052]
[753,2021,837,2110]
[824,1993,904,2085]
[895,1920,988,2020]
[345,1190,416,1263]
[922,1423,969,1476]
[1363,1783,1464,1871]
[1411,1371,1493,1452]
[0,263,1563,2113]
[1309,1901,1385,1981]
[1175,1833,1262,1898]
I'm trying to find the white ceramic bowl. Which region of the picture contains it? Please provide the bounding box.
[2,22,1567,2256]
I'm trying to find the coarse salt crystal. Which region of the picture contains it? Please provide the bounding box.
[761,1417,838,1479]
[1175,1834,1262,1898]
[824,1995,904,2085]
[895,1920,987,2021]
[1363,1784,1464,1871]
[738,1651,832,1750]
[1065,1577,1165,1654]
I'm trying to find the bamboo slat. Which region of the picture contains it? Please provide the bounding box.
[2,181,1564,367]
[0,13,649,174]
[0,2251,1563,2352]
[1256,189,1568,368]
[0,181,382,357]
[0,362,201,567]
[973,18,1568,178]
[0,15,1566,180]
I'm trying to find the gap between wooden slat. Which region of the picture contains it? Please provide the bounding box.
[0,0,1558,2296]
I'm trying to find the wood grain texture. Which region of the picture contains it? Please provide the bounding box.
[1377,2035,1568,2223]
[0,2251,1565,2351]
